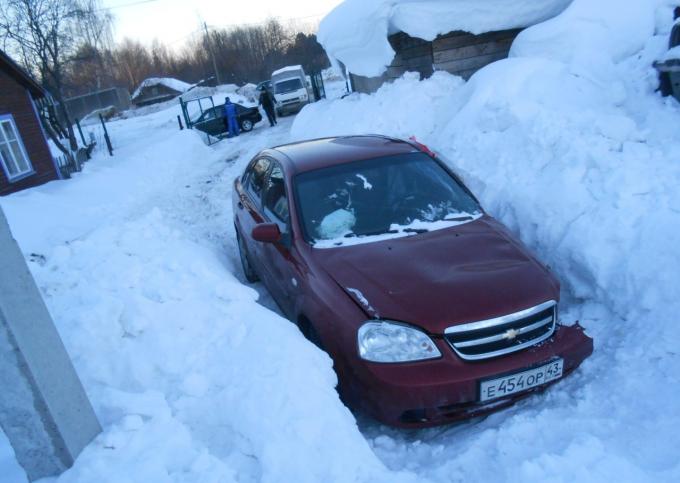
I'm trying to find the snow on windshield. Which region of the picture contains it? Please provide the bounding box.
[296,152,482,248]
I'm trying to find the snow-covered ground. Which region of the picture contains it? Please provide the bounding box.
[1,104,414,483]
[2,0,680,482]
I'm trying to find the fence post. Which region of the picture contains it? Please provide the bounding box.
[75,119,90,160]
[98,114,113,156]
[177,115,184,130]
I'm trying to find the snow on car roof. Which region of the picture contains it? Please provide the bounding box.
[131,77,192,99]
[318,0,572,77]
[271,65,304,77]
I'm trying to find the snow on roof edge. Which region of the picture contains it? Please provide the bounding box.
[131,77,192,100]
[318,0,573,78]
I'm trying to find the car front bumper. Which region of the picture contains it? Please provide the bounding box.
[348,323,593,427]
[276,100,308,114]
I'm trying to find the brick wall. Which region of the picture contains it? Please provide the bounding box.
[0,69,58,196]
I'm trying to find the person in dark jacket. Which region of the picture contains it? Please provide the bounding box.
[223,97,239,137]
[259,88,277,127]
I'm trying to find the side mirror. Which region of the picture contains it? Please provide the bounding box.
[251,223,281,243]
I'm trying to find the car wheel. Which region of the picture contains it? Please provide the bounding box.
[240,119,253,132]
[237,229,259,283]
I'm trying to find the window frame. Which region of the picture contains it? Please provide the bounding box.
[243,156,273,207]
[0,114,34,182]
[261,160,290,232]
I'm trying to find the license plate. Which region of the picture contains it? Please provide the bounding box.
[479,358,563,402]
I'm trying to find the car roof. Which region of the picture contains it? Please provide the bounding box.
[267,135,421,174]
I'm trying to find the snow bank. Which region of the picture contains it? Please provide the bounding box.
[318,0,572,77]
[0,104,414,482]
[295,0,680,479]
[131,77,192,100]
[510,0,656,68]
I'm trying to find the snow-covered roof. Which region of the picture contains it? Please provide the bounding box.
[318,0,573,78]
[131,77,192,100]
[271,65,304,77]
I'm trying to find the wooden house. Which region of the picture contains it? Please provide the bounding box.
[131,78,191,107]
[348,28,522,94]
[0,50,60,196]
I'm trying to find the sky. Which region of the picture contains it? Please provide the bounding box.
[101,0,343,47]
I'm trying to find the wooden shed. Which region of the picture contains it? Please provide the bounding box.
[0,50,60,196]
[349,28,522,94]
[131,78,191,107]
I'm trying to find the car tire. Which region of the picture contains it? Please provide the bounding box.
[240,119,253,132]
[237,229,259,283]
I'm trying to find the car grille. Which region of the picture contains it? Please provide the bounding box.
[444,300,557,361]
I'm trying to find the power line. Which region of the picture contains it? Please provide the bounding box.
[207,13,326,30]
[97,0,161,11]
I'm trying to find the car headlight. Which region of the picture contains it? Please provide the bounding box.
[357,321,441,363]
[300,93,308,101]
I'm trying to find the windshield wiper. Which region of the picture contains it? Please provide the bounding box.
[444,215,474,222]
[345,229,398,237]
[402,228,429,234]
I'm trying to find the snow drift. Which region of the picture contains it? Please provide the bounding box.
[294,0,680,479]
[0,109,415,482]
[318,0,572,77]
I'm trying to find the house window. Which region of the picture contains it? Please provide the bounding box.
[0,115,33,181]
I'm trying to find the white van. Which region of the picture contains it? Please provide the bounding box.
[271,65,314,116]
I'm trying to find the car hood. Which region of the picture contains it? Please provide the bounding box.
[311,216,558,334]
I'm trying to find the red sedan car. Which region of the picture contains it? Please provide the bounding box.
[232,135,593,427]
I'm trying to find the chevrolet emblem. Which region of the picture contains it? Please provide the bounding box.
[502,328,520,340]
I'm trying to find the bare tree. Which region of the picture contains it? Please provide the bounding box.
[0,0,110,149]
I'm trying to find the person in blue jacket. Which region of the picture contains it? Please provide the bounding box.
[223,97,239,137]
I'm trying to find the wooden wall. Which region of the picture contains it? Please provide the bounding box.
[350,28,522,94]
[0,69,58,196]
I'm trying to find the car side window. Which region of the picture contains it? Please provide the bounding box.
[245,157,271,203]
[263,163,289,228]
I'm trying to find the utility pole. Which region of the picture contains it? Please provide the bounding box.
[204,22,222,85]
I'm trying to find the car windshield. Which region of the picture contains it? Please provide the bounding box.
[274,78,302,94]
[295,153,483,247]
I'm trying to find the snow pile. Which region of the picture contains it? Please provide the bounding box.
[318,0,571,77]
[510,0,656,68]
[131,77,192,100]
[236,83,257,101]
[294,0,680,479]
[0,105,414,483]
